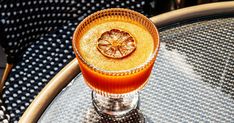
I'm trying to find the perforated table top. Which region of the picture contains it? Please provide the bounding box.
[38,15,234,122]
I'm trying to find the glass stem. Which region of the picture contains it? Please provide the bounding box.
[92,91,139,117]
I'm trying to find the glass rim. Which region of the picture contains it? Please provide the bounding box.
[72,8,160,76]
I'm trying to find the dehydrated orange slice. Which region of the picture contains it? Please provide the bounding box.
[97,29,136,59]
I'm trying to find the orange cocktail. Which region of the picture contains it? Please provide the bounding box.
[73,9,159,94]
[72,8,159,117]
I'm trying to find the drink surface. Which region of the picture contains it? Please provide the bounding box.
[73,9,159,94]
[78,20,154,71]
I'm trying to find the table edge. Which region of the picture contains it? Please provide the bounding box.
[19,59,80,123]
[150,1,234,27]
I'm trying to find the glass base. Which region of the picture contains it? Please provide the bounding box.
[84,106,147,123]
[92,91,139,116]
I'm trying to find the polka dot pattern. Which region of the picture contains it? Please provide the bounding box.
[0,0,150,64]
[3,21,76,122]
[0,99,10,123]
[0,0,152,122]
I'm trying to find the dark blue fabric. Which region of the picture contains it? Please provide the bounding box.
[0,0,152,64]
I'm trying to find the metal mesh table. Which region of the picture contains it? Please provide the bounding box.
[38,15,234,122]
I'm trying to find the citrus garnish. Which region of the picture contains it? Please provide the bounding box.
[97,29,136,59]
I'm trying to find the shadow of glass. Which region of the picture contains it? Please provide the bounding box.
[82,106,149,123]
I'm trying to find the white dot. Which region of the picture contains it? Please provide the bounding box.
[12,103,17,107]
[39,55,43,58]
[50,71,54,75]
[16,110,20,113]
[67,55,72,59]
[7,107,12,110]
[9,97,13,100]
[10,113,15,117]
[13,93,17,97]
[0,110,4,116]
[19,81,23,84]
[26,83,31,87]
[26,93,30,96]
[42,60,47,64]
[13,84,18,88]
[22,87,26,90]
[17,90,22,94]
[23,77,27,81]
[55,48,59,52]
[20,106,25,110]
[21,96,26,100]
[5,82,9,86]
[46,75,50,78]
[52,43,56,47]
[63,59,67,62]
[34,86,38,89]
[25,102,29,106]
[30,60,35,65]
[30,89,34,93]
[3,119,9,123]
[9,50,14,53]
[39,63,43,67]
[9,88,13,91]
[54,67,58,71]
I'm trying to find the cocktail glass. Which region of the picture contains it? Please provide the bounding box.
[72,8,159,120]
